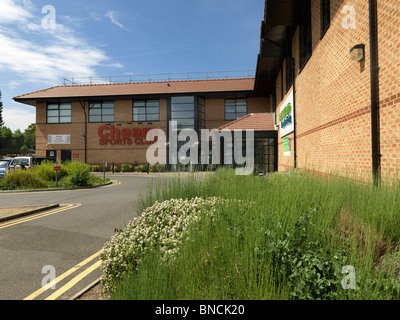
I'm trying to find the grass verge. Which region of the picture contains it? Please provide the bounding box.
[106,168,400,300]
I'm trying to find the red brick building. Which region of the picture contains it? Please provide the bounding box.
[14,0,400,181]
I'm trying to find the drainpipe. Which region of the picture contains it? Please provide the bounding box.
[265,38,297,169]
[79,99,88,164]
[369,0,381,185]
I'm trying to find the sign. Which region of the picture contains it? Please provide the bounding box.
[53,163,61,171]
[48,135,71,145]
[97,126,157,146]
[73,153,79,159]
[283,137,291,156]
[279,90,294,138]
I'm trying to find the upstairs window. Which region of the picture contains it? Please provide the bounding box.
[89,101,114,123]
[299,0,312,70]
[321,0,331,36]
[47,102,71,124]
[133,100,160,122]
[225,98,247,121]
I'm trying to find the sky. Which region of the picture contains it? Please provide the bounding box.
[0,0,265,132]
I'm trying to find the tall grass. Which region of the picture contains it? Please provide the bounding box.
[111,169,400,300]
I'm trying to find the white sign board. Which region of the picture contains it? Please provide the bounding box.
[48,135,71,145]
[279,90,294,138]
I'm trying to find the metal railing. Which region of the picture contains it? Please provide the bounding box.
[63,70,256,86]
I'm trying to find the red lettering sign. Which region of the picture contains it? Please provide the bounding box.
[98,126,156,146]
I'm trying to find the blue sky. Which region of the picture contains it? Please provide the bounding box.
[0,0,264,131]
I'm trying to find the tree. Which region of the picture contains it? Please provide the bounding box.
[0,90,4,127]
[24,123,36,151]
[0,126,12,137]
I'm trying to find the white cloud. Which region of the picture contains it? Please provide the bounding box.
[0,1,123,85]
[3,105,36,132]
[105,11,124,29]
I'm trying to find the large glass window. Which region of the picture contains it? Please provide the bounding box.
[89,101,114,123]
[171,96,195,131]
[47,102,71,124]
[133,100,160,122]
[225,98,247,121]
[300,0,312,69]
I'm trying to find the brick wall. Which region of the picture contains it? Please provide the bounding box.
[36,94,272,166]
[274,0,400,181]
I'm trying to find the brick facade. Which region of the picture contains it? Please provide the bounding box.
[273,0,400,181]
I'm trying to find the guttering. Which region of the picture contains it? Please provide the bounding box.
[369,0,381,185]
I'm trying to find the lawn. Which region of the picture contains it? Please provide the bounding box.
[101,168,400,300]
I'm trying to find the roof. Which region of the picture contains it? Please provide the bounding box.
[217,113,276,131]
[14,78,255,106]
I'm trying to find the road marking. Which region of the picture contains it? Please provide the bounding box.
[45,260,102,300]
[24,249,103,300]
[0,203,81,230]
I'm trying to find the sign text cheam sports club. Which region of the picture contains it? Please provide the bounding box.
[98,125,157,146]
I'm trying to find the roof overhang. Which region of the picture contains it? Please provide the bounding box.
[254,0,305,95]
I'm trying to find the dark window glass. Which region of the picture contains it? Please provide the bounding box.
[47,103,71,124]
[170,96,195,131]
[300,0,312,69]
[133,100,160,122]
[89,101,114,123]
[321,0,331,36]
[225,98,247,120]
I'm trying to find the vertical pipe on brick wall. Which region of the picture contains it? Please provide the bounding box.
[79,99,88,164]
[369,0,381,185]
[292,56,297,169]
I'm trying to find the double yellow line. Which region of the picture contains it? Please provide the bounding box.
[0,204,82,230]
[24,249,104,300]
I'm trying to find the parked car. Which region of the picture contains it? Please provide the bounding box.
[9,156,56,171]
[0,158,13,178]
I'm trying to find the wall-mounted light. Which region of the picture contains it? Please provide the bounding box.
[350,44,365,62]
[81,135,86,140]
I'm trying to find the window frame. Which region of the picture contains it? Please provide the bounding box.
[46,102,72,124]
[321,0,331,38]
[299,0,312,71]
[133,99,160,122]
[224,97,247,121]
[89,101,115,123]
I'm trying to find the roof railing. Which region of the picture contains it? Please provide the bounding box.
[62,70,256,86]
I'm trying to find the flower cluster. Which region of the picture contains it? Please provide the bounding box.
[100,196,231,293]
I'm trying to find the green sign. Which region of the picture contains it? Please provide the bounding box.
[283,137,291,156]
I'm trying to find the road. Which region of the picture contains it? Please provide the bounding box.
[0,173,173,300]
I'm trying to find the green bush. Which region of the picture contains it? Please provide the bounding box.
[63,162,91,187]
[121,164,133,172]
[0,170,48,190]
[91,165,103,172]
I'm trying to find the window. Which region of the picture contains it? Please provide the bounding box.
[133,100,160,122]
[170,96,195,131]
[299,0,312,70]
[89,101,114,123]
[225,98,247,121]
[198,97,206,130]
[286,57,294,93]
[47,102,71,124]
[321,0,331,36]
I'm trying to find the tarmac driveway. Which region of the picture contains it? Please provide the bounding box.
[0,173,172,300]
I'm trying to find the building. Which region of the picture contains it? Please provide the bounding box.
[14,76,276,171]
[255,0,400,182]
[14,0,400,180]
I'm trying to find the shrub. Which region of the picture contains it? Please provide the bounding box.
[91,165,103,172]
[0,170,48,190]
[121,164,133,172]
[63,162,91,187]
[100,197,233,294]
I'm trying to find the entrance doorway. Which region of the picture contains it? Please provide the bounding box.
[61,150,72,163]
